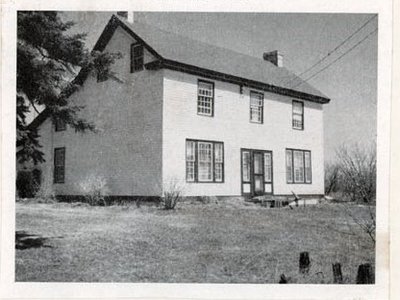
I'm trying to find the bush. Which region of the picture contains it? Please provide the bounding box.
[78,175,109,206]
[16,169,41,198]
[335,144,376,203]
[324,163,340,195]
[35,179,56,203]
[162,178,184,210]
[326,144,376,244]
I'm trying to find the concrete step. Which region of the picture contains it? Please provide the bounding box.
[248,195,290,208]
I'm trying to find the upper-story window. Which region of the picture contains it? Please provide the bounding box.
[250,91,264,123]
[197,80,214,116]
[292,100,304,130]
[130,43,144,73]
[55,118,66,132]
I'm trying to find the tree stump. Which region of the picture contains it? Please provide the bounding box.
[356,263,374,284]
[299,252,310,274]
[332,263,343,283]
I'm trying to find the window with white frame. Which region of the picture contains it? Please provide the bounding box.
[214,143,224,182]
[198,142,213,181]
[264,152,272,182]
[286,148,312,183]
[186,141,196,182]
[197,80,214,116]
[185,139,224,182]
[304,151,312,183]
[293,150,305,182]
[242,151,251,182]
[286,150,293,183]
[292,100,304,129]
[250,92,263,123]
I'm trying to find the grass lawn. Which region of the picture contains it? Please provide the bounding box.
[15,199,375,283]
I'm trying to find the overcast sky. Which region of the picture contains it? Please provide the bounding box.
[62,12,378,163]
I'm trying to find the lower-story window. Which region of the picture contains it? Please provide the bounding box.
[286,148,311,184]
[186,139,224,183]
[54,147,65,183]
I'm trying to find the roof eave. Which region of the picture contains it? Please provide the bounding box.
[146,59,330,104]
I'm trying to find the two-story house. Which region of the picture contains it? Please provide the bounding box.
[28,12,330,199]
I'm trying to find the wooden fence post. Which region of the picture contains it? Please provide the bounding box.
[356,263,374,284]
[332,263,343,283]
[279,274,287,284]
[299,252,310,274]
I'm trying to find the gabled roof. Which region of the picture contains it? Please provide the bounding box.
[30,14,330,129]
[104,15,329,103]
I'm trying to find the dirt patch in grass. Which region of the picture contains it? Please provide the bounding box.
[15,201,375,283]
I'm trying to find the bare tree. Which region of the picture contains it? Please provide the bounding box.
[324,162,340,195]
[328,143,376,245]
[342,202,376,244]
[335,143,376,203]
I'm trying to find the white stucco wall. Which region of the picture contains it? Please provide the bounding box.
[162,70,325,196]
[35,26,163,196]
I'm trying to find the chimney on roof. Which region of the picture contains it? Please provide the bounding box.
[116,11,135,23]
[263,50,283,67]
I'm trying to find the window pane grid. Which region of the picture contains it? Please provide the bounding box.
[197,81,214,116]
[293,151,304,183]
[215,143,223,163]
[286,149,311,184]
[286,150,293,183]
[215,163,223,182]
[250,92,263,123]
[54,148,65,183]
[186,141,196,181]
[186,140,223,183]
[131,44,144,72]
[133,58,144,71]
[242,151,251,182]
[55,118,66,132]
[198,142,213,181]
[186,162,195,181]
[304,151,312,183]
[292,101,304,129]
[264,153,272,182]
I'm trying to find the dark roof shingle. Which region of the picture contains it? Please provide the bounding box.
[29,14,330,129]
[116,16,329,101]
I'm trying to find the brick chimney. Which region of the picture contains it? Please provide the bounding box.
[263,50,283,67]
[116,11,135,23]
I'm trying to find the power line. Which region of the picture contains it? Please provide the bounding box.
[284,15,377,87]
[290,27,377,89]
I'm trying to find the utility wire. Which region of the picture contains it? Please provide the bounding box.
[290,27,378,89]
[284,15,377,87]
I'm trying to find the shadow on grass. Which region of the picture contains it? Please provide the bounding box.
[16,231,55,250]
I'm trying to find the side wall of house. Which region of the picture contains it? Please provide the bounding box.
[35,26,164,196]
[162,69,324,196]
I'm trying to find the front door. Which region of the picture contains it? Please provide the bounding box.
[241,149,273,196]
[253,151,264,195]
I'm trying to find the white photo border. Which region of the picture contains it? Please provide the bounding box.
[1,0,393,299]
